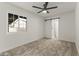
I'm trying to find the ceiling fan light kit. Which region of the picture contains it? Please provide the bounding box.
[42,10,47,13]
[32,2,58,13]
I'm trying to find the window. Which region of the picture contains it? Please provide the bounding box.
[8,13,27,32]
[52,19,59,40]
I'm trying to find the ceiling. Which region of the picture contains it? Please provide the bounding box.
[10,2,76,18]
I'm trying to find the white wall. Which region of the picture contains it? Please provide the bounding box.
[75,2,79,53]
[45,20,52,38]
[45,11,75,42]
[58,11,75,42]
[0,3,44,53]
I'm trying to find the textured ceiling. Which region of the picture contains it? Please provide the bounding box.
[10,2,76,18]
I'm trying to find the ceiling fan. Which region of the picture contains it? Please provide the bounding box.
[32,2,58,13]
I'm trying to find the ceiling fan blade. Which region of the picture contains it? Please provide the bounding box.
[44,2,48,9]
[46,6,58,10]
[32,6,43,9]
[37,10,43,13]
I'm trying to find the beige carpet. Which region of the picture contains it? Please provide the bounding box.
[0,39,78,56]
